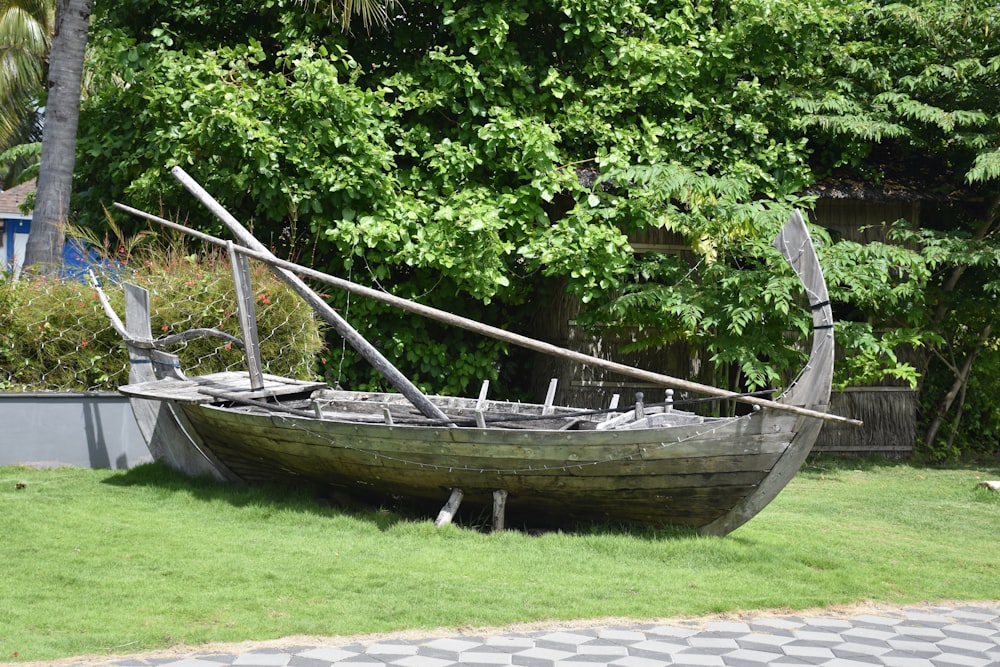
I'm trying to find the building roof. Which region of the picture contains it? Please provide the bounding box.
[0,178,36,217]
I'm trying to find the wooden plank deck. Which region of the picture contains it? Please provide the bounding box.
[119,371,327,403]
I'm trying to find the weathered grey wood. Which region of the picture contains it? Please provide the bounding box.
[118,284,234,481]
[543,378,558,415]
[89,271,128,339]
[477,380,489,409]
[176,402,770,527]
[700,211,835,536]
[227,241,264,391]
[492,490,508,532]
[604,394,620,424]
[104,204,839,533]
[168,167,452,426]
[434,488,464,526]
[113,200,857,427]
[120,372,327,403]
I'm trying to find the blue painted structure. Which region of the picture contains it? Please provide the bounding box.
[0,214,30,275]
[0,179,35,276]
[0,177,102,278]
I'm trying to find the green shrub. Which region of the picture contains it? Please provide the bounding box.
[0,249,323,392]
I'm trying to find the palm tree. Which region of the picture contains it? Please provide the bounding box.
[22,0,89,271]
[0,0,54,186]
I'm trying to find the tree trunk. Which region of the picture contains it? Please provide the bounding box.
[923,323,992,449]
[23,0,93,271]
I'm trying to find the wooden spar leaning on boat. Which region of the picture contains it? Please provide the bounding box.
[113,190,859,427]
[101,168,851,535]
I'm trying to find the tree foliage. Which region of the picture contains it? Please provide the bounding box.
[71,0,1000,452]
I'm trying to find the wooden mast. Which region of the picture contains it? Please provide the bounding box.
[169,167,453,425]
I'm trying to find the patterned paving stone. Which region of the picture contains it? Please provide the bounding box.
[645,625,700,640]
[885,638,944,657]
[606,657,665,667]
[831,641,893,658]
[60,603,999,667]
[721,647,784,665]
[232,652,293,666]
[793,630,848,645]
[573,644,630,658]
[735,633,795,652]
[485,636,538,650]
[842,627,898,644]
[879,657,936,667]
[456,651,514,666]
[657,652,726,666]
[363,643,420,658]
[894,626,948,640]
[286,656,337,667]
[781,643,838,660]
[705,622,754,635]
[750,618,804,631]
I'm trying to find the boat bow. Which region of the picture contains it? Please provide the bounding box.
[699,211,834,535]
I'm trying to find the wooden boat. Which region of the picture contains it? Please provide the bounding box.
[103,168,853,535]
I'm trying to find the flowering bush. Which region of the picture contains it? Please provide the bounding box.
[0,248,323,392]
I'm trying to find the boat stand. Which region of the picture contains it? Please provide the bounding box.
[434,487,509,532]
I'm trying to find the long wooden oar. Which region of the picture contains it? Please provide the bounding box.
[112,200,861,427]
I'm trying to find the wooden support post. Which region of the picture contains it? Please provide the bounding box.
[434,488,464,527]
[227,241,265,391]
[475,380,489,427]
[604,393,620,423]
[543,378,558,415]
[492,490,508,532]
[477,380,490,410]
[635,391,646,419]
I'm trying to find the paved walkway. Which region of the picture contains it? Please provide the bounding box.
[65,603,999,667]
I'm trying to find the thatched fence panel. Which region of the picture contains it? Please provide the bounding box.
[813,387,916,457]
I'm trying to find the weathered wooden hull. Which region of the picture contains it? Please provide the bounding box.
[111,210,836,535]
[173,392,804,529]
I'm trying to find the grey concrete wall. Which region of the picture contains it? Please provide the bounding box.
[0,393,151,469]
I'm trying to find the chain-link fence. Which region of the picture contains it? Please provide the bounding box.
[1,252,324,392]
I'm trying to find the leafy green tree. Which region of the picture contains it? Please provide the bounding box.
[785,0,1000,456]
[71,0,876,395]
[23,0,398,270]
[71,0,1000,456]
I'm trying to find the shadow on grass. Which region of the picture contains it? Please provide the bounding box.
[102,461,699,539]
[102,461,413,531]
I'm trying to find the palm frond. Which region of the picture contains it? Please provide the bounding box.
[296,0,399,34]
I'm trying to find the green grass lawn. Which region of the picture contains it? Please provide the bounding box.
[1,457,997,663]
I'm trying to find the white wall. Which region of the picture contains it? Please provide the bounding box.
[0,393,151,469]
